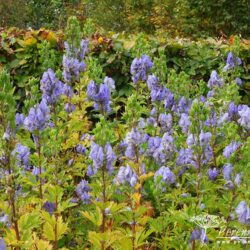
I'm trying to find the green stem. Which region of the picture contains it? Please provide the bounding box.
[195,154,202,213]
[53,195,58,250]
[52,105,60,250]
[37,139,43,200]
[6,145,21,249]
[223,191,236,237]
[101,165,106,250]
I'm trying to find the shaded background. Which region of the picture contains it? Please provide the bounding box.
[0,0,249,38]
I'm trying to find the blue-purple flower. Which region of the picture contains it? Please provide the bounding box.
[114,165,138,187]
[80,133,93,142]
[0,155,8,167]
[176,148,193,166]
[147,108,157,126]
[147,136,165,164]
[238,105,250,129]
[43,201,56,215]
[202,145,213,164]
[64,39,88,60]
[63,84,74,98]
[147,117,156,127]
[79,39,89,59]
[92,82,111,113]
[15,113,25,129]
[147,136,161,154]
[218,112,229,124]
[0,238,6,250]
[130,55,153,84]
[205,110,218,127]
[158,113,172,132]
[64,103,76,113]
[76,180,91,204]
[138,118,146,129]
[68,158,74,166]
[76,145,86,155]
[147,133,175,164]
[164,90,175,110]
[89,142,104,169]
[0,213,9,226]
[235,201,250,225]
[223,52,242,71]
[186,132,213,166]
[86,80,98,99]
[32,167,45,177]
[124,127,149,160]
[40,68,64,104]
[147,74,167,101]
[177,97,191,114]
[228,102,239,120]
[208,168,219,181]
[187,133,196,147]
[2,125,12,141]
[199,131,212,146]
[207,70,223,88]
[223,141,240,159]
[189,227,208,244]
[13,143,30,167]
[223,163,233,181]
[207,90,214,98]
[222,163,242,189]
[105,143,117,174]
[200,95,206,103]
[62,39,88,83]
[234,173,241,187]
[62,56,86,83]
[179,113,190,133]
[161,132,176,156]
[87,165,97,177]
[87,81,112,113]
[24,99,50,132]
[235,77,243,86]
[89,142,116,174]
[154,166,175,190]
[104,76,115,91]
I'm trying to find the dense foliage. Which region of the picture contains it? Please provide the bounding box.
[0,27,250,107]
[84,0,250,38]
[0,17,250,249]
[0,0,82,29]
[0,1,250,38]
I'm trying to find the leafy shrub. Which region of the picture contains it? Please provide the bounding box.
[0,0,83,29]
[0,0,28,27]
[84,0,250,38]
[1,28,250,106]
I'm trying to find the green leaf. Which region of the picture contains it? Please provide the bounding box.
[82,206,102,227]
[19,212,41,231]
[56,216,68,240]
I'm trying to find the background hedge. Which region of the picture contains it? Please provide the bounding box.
[0,0,249,38]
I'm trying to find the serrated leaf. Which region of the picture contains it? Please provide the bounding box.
[82,206,102,227]
[57,216,68,240]
[19,212,40,231]
[43,220,55,241]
